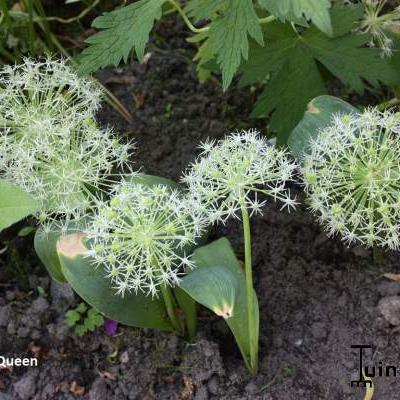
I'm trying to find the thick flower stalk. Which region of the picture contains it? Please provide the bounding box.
[86,181,206,298]
[182,129,297,374]
[0,59,132,228]
[302,108,400,250]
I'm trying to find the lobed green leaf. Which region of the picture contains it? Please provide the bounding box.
[259,0,333,36]
[241,6,400,143]
[78,0,167,75]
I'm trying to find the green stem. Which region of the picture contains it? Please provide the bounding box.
[160,284,184,335]
[167,0,209,33]
[167,0,276,35]
[259,15,276,25]
[36,0,100,24]
[241,205,258,375]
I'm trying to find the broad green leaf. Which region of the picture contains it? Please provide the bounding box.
[288,95,359,160]
[34,220,87,284]
[35,227,66,283]
[57,233,173,331]
[180,238,259,371]
[78,0,167,75]
[241,6,400,143]
[199,0,264,90]
[259,0,332,36]
[0,179,40,232]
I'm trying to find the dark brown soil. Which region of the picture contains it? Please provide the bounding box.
[1,27,400,400]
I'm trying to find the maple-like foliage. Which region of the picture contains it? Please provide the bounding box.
[78,0,400,142]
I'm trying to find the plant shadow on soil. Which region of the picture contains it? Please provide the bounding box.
[2,27,400,400]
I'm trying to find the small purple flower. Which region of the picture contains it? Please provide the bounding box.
[105,319,118,336]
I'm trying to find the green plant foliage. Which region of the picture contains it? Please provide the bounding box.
[240,6,400,143]
[0,1,53,61]
[0,179,40,232]
[259,0,332,36]
[58,234,173,331]
[288,95,359,160]
[34,220,88,284]
[66,302,104,337]
[200,0,264,90]
[78,0,167,75]
[34,227,66,283]
[185,0,222,22]
[78,2,400,144]
[180,237,259,372]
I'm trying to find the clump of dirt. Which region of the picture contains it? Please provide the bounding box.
[2,23,400,400]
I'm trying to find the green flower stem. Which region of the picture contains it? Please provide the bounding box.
[36,0,101,24]
[167,0,276,34]
[241,205,258,375]
[167,0,209,33]
[160,283,184,335]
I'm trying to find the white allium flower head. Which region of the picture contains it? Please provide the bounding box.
[0,58,134,228]
[85,181,207,298]
[182,129,298,223]
[302,108,400,249]
[0,57,102,140]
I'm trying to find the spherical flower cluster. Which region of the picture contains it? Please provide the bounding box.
[86,182,207,297]
[182,129,298,223]
[302,108,400,249]
[0,58,133,228]
[0,58,101,139]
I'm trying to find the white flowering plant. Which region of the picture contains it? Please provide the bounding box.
[0,59,132,233]
[56,174,207,337]
[179,130,297,374]
[0,58,205,339]
[289,95,400,254]
[4,56,400,376]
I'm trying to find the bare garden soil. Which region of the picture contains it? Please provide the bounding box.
[1,24,400,400]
